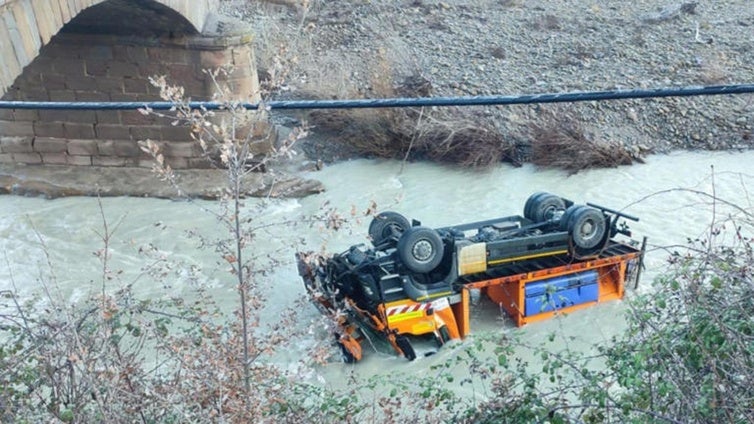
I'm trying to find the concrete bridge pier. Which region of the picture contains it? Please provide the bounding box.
[0,0,265,169]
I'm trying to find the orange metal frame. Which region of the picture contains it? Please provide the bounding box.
[464,250,640,327]
[335,247,640,361]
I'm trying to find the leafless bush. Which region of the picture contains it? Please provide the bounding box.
[528,106,636,174]
[0,61,347,422]
[412,108,518,167]
[308,104,515,168]
[304,51,516,168]
[697,53,729,85]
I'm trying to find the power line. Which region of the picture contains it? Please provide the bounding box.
[1,83,753,111]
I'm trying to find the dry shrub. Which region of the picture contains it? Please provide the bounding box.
[304,51,515,168]
[308,102,515,168]
[412,108,516,167]
[529,107,635,174]
[697,53,729,85]
[308,107,405,158]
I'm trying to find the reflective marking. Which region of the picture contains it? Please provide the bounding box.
[387,310,424,324]
[488,249,568,265]
[416,291,452,301]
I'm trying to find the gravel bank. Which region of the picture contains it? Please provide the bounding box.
[226,0,754,163]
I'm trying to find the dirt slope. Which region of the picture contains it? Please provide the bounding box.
[227,0,754,163]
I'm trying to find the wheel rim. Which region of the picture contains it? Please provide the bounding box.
[542,204,558,221]
[578,218,597,242]
[412,239,434,263]
[532,194,566,223]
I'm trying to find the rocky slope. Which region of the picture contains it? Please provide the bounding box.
[227,0,754,163]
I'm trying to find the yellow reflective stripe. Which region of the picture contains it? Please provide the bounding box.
[415,291,453,302]
[488,249,568,265]
[387,310,424,324]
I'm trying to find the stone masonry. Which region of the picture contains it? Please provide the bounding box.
[0,0,266,169]
[0,0,214,93]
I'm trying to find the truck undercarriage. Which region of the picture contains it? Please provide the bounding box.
[297,192,644,362]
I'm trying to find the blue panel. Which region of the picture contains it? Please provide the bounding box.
[524,270,599,317]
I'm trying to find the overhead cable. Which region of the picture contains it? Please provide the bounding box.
[1,83,753,110]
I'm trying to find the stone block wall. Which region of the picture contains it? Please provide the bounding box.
[0,31,262,169]
[0,0,215,97]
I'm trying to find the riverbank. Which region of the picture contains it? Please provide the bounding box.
[231,0,754,163]
[3,1,753,199]
[0,163,323,199]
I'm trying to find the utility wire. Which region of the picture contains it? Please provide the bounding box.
[1,83,753,111]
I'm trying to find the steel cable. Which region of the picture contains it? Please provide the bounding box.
[1,83,753,110]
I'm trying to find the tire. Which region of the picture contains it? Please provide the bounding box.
[368,211,410,247]
[397,226,444,273]
[436,326,451,347]
[568,206,607,250]
[559,205,579,231]
[529,194,566,223]
[523,192,550,220]
[395,336,416,361]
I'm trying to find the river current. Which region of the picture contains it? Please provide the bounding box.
[1,150,753,385]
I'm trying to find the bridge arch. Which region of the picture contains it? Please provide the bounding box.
[0,0,265,168]
[1,0,215,95]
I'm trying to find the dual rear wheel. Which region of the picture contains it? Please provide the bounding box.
[369,212,444,274]
[561,205,607,251]
[524,192,608,253]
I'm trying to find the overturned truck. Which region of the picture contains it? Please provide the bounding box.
[297,192,644,362]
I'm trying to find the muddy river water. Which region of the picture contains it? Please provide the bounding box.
[2,150,753,390]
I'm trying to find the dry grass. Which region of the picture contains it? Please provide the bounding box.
[697,53,730,85]
[303,50,517,168]
[528,106,636,174]
[308,100,515,168]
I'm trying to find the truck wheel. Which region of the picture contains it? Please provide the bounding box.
[436,326,451,347]
[369,211,410,247]
[568,206,607,250]
[346,246,367,265]
[397,226,444,273]
[395,336,417,361]
[523,192,549,220]
[529,194,566,223]
[559,205,579,231]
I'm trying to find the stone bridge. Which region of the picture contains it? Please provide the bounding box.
[0,0,262,168]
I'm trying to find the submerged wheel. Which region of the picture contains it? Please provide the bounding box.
[567,206,607,250]
[436,326,451,347]
[397,226,444,273]
[368,211,410,247]
[395,336,417,361]
[528,194,566,223]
